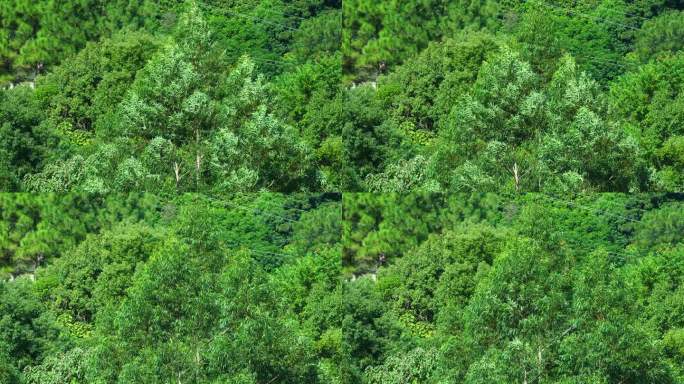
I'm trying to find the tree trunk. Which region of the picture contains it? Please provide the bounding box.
[513,162,520,192]
[174,161,181,188]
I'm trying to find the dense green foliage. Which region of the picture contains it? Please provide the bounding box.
[3,0,684,192]
[0,193,346,383]
[2,193,684,382]
[343,193,684,383]
[2,0,684,382]
[1,0,343,192]
[342,0,684,192]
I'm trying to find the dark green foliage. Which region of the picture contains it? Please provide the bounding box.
[2,0,684,381]
[36,30,160,138]
[1,0,343,193]
[633,10,684,63]
[0,86,48,190]
[342,0,489,80]
[2,0,684,192]
[610,53,684,190]
[343,193,684,383]
[0,193,344,383]
[0,193,161,277]
[342,0,684,193]
[3,193,684,383]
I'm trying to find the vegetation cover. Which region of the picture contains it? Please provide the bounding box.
[1,0,344,192]
[342,0,684,192]
[0,193,346,383]
[3,0,684,193]
[342,193,684,383]
[1,193,683,383]
[2,0,684,383]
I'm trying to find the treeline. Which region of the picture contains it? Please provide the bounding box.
[1,0,345,192]
[0,193,346,383]
[3,1,684,193]
[0,0,339,81]
[342,0,684,192]
[1,193,683,383]
[342,193,684,383]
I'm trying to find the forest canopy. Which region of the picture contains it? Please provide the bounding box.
[1,0,344,193]
[0,193,345,383]
[342,193,684,383]
[2,1,684,382]
[1,193,683,383]
[1,0,684,192]
[342,0,684,192]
